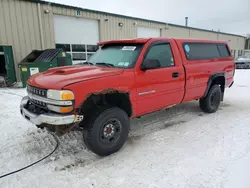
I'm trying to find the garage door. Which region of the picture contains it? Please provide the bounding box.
[54,15,100,64]
[137,26,161,38]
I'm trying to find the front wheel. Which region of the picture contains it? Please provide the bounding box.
[83,106,130,156]
[199,84,222,113]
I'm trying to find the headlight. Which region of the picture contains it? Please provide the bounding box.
[46,90,74,113]
[47,90,74,100]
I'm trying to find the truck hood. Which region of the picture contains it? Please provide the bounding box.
[27,65,124,89]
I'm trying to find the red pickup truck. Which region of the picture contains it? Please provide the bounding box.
[20,38,235,156]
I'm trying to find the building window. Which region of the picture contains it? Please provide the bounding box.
[72,44,85,52]
[56,43,99,64]
[72,53,86,61]
[56,44,70,51]
[233,50,236,57]
[87,45,99,52]
[239,50,243,56]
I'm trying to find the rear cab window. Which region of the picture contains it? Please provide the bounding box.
[183,42,231,60]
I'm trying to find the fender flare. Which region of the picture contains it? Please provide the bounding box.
[79,89,133,117]
[203,72,225,98]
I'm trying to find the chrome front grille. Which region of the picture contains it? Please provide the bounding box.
[27,85,47,97]
[30,98,47,107]
[27,85,47,108]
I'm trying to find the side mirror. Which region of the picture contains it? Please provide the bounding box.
[141,59,161,71]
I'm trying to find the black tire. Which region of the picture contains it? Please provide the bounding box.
[83,106,130,156]
[199,84,222,113]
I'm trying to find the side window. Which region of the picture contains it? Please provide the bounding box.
[144,44,175,68]
[183,43,220,60]
[217,44,230,58]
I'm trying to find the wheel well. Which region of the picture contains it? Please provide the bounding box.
[203,75,226,99]
[211,76,225,93]
[79,91,132,118]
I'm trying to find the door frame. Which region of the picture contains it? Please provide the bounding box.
[133,39,185,116]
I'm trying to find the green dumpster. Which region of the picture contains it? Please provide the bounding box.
[0,45,17,86]
[18,48,72,87]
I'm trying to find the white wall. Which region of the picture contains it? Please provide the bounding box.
[137,26,161,38]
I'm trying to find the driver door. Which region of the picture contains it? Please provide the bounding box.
[134,41,185,116]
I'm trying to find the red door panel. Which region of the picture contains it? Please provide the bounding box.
[135,66,185,115]
[133,40,185,116]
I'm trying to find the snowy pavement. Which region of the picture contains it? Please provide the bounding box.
[0,70,250,188]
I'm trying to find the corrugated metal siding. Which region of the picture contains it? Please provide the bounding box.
[41,4,54,49]
[31,2,42,49]
[218,34,244,50]
[0,0,8,45]
[0,0,42,81]
[163,25,190,38]
[190,29,218,40]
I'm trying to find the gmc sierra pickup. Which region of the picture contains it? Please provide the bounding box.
[20,38,235,156]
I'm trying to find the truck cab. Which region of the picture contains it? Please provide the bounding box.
[20,38,235,156]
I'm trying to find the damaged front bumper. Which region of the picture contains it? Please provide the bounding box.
[20,96,83,126]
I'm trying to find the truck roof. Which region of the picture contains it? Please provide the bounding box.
[98,38,229,45]
[98,38,151,45]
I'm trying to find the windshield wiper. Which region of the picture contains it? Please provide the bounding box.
[95,62,114,68]
[82,61,93,65]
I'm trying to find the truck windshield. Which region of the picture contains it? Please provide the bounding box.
[87,44,144,68]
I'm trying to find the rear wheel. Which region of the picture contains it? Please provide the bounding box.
[83,106,129,156]
[199,84,221,113]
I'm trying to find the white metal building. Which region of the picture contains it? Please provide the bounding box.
[0,0,247,81]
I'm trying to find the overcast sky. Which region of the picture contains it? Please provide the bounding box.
[47,0,250,36]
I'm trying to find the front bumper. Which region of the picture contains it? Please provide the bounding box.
[20,96,83,126]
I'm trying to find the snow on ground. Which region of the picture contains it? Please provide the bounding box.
[0,70,250,188]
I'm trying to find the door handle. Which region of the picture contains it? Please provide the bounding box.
[172,72,179,78]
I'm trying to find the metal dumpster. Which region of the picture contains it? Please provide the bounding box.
[18,49,72,87]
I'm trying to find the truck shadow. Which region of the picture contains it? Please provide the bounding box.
[51,102,205,166]
[128,101,231,142]
[127,102,197,142]
[51,102,204,169]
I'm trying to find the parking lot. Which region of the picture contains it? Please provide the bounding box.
[0,70,250,188]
